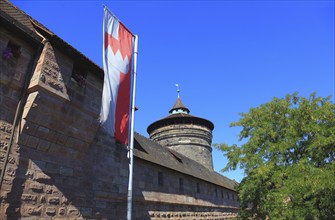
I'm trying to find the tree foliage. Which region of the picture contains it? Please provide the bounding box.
[217,93,335,219]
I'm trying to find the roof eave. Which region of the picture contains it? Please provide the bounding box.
[0,11,43,44]
[147,114,214,134]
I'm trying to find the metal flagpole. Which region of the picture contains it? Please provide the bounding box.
[127,34,138,220]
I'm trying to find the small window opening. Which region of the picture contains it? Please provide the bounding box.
[158,172,164,186]
[71,63,87,88]
[221,190,224,198]
[227,192,230,200]
[196,183,200,193]
[179,178,184,192]
[2,41,21,60]
[215,188,218,197]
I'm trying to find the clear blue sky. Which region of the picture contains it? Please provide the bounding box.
[12,0,334,182]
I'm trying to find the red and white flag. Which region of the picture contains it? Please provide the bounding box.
[100,8,133,145]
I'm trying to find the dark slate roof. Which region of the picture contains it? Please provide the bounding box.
[169,98,190,114]
[0,0,102,76]
[134,132,238,191]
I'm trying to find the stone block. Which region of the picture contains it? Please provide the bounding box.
[5,166,16,177]
[30,182,44,192]
[2,177,13,186]
[21,205,42,217]
[48,196,60,205]
[37,139,50,152]
[120,168,128,177]
[37,125,49,135]
[21,194,37,202]
[49,143,65,155]
[59,166,73,176]
[24,123,38,136]
[138,181,145,189]
[25,170,34,179]
[56,133,68,145]
[68,206,80,216]
[80,207,92,217]
[7,155,16,165]
[65,137,83,150]
[47,130,57,142]
[18,132,29,145]
[58,207,66,216]
[40,195,46,203]
[95,200,106,208]
[26,136,39,149]
[45,207,56,216]
[34,172,50,182]
[45,162,59,173]
[45,185,53,194]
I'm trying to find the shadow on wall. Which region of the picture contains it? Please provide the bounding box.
[2,42,149,219]
[5,127,149,219]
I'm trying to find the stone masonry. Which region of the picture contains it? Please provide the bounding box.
[148,123,214,170]
[0,1,239,219]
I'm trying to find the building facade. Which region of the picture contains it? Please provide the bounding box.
[0,1,239,219]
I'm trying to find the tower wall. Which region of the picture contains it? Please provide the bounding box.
[149,123,214,170]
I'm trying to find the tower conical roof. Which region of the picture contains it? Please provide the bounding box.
[169,98,190,114]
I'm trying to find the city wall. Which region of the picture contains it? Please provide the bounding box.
[0,23,238,219]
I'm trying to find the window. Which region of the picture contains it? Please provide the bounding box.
[179,178,184,192]
[2,41,21,60]
[221,190,224,198]
[227,192,230,200]
[196,183,200,193]
[215,188,218,197]
[71,63,87,88]
[158,172,164,186]
[2,41,21,66]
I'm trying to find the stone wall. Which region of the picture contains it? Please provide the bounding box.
[148,124,214,170]
[0,22,238,219]
[0,25,38,217]
[134,160,239,206]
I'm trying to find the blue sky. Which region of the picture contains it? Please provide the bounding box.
[12,0,334,182]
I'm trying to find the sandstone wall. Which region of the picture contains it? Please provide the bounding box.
[132,159,239,219]
[149,124,214,170]
[0,26,38,217]
[0,24,238,219]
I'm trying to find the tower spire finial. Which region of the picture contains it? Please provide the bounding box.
[175,84,180,98]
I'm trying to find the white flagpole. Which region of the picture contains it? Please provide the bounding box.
[127,34,138,220]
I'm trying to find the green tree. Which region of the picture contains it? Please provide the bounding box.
[217,93,335,219]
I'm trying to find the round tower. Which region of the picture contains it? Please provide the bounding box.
[147,98,214,170]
